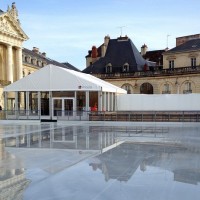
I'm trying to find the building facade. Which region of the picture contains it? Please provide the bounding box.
[0,3,28,107]
[83,34,200,95]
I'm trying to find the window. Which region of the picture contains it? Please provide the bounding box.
[122,84,133,94]
[183,82,192,94]
[162,83,171,94]
[191,58,196,68]
[25,56,29,63]
[106,63,112,73]
[169,60,174,69]
[122,63,129,72]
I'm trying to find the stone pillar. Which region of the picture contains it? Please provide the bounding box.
[16,47,23,80]
[7,45,13,83]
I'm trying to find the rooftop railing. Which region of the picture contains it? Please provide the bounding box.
[95,66,200,79]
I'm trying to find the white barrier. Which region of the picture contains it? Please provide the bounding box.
[117,94,200,111]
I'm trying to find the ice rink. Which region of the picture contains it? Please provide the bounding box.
[1,120,200,200]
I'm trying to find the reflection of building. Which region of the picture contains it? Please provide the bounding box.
[89,143,200,185]
[0,139,29,200]
[0,3,79,108]
[83,34,200,95]
[5,124,118,150]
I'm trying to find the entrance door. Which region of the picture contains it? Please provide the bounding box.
[140,83,153,94]
[64,99,73,116]
[53,98,75,119]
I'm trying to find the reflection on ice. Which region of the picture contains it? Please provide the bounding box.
[4,125,118,150]
[0,139,30,199]
[89,143,200,185]
[0,122,200,200]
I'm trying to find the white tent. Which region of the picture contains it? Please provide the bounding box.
[4,65,126,120]
[4,64,126,94]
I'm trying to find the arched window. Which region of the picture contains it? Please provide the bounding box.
[122,63,129,72]
[140,83,153,94]
[183,82,192,94]
[37,60,41,67]
[106,63,112,73]
[25,56,29,63]
[122,84,133,94]
[162,83,171,94]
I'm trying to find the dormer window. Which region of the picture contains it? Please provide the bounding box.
[191,57,196,68]
[123,63,129,72]
[106,63,112,73]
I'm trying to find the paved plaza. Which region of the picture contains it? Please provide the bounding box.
[1,120,200,200]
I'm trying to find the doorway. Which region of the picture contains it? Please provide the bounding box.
[52,98,75,119]
[140,83,153,94]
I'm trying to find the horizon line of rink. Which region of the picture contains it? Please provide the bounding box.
[1,121,200,200]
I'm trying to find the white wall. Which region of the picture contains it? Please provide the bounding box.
[117,94,200,111]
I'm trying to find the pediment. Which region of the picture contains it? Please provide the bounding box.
[0,13,28,41]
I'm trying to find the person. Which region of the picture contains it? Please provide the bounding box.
[91,103,97,111]
[0,105,2,110]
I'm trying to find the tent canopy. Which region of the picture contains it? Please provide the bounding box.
[4,65,126,94]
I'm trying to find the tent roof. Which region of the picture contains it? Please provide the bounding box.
[4,65,126,94]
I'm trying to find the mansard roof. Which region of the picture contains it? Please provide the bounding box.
[23,48,80,71]
[165,39,200,54]
[82,36,147,74]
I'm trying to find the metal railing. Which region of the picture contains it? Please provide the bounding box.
[95,66,200,79]
[1,110,200,122]
[89,111,200,122]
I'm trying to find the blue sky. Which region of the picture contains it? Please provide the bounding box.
[1,0,200,70]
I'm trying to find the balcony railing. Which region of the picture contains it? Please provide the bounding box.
[95,66,200,79]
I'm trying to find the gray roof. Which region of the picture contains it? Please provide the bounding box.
[23,48,80,71]
[82,37,147,74]
[166,39,200,53]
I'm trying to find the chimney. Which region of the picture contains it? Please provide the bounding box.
[91,46,98,63]
[101,35,110,57]
[104,35,110,46]
[42,52,46,57]
[141,44,148,56]
[32,47,39,54]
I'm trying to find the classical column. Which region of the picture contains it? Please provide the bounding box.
[16,47,23,80]
[6,45,13,83]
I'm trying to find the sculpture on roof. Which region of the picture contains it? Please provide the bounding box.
[7,2,20,24]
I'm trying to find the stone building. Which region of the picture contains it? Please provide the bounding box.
[0,3,28,107]
[83,34,200,95]
[0,3,79,108]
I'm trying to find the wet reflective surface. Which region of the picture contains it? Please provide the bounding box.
[1,121,200,200]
